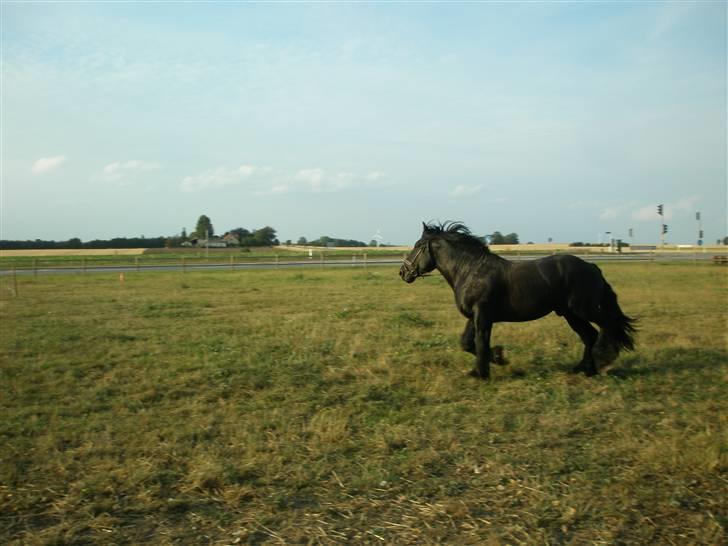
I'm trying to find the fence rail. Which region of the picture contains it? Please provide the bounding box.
[2,249,727,277]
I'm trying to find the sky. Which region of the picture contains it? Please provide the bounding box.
[2,1,726,246]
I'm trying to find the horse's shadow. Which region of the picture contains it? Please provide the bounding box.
[602,347,726,379]
[496,347,726,381]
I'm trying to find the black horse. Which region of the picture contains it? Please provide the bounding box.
[400,222,636,379]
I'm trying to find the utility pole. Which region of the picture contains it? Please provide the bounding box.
[696,212,703,247]
[657,204,665,248]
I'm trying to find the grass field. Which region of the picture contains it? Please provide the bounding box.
[0,263,726,545]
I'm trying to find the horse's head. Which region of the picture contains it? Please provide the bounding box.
[399,222,437,283]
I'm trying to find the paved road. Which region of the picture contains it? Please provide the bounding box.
[1,252,722,276]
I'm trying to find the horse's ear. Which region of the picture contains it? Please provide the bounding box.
[421,221,428,233]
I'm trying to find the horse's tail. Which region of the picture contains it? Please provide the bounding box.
[593,279,637,367]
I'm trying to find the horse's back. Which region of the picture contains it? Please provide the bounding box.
[547,254,605,318]
[509,254,604,318]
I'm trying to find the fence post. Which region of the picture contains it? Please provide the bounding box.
[12,267,18,297]
[83,258,87,273]
[34,259,38,279]
[276,255,279,269]
[364,252,367,270]
[320,252,324,269]
[182,256,187,273]
[230,255,234,271]
[135,257,139,271]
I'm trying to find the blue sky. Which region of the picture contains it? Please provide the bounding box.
[2,2,726,245]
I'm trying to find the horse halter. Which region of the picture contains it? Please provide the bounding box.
[403,245,425,270]
[402,242,432,278]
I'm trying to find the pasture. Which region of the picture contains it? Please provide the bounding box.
[0,263,726,544]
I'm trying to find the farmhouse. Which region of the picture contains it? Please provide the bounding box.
[183,237,228,248]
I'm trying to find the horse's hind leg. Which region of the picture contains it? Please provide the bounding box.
[564,312,598,376]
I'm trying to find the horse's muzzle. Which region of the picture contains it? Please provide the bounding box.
[399,264,418,283]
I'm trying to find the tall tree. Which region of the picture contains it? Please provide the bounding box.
[253,226,278,246]
[194,215,214,238]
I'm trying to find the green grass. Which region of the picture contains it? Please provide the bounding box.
[1,264,726,544]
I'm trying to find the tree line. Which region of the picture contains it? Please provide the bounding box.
[487,231,519,245]
[0,214,374,250]
[0,213,530,250]
[0,237,168,250]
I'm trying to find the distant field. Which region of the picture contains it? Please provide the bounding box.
[0,264,726,544]
[0,248,147,257]
[0,247,408,270]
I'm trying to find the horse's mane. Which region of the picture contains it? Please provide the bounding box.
[422,221,490,254]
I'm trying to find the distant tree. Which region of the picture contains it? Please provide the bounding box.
[228,227,251,240]
[194,215,214,238]
[251,226,278,246]
[297,236,307,245]
[489,231,518,245]
[165,236,181,248]
[308,235,368,247]
[723,236,728,245]
[369,239,378,247]
[181,227,187,239]
[284,239,292,246]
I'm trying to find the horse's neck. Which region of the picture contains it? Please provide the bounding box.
[433,243,485,288]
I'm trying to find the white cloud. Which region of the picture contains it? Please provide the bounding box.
[31,155,67,174]
[255,184,289,196]
[670,195,701,214]
[450,184,482,197]
[96,160,160,184]
[599,207,620,221]
[179,164,266,192]
[632,204,660,222]
[295,168,326,190]
[182,164,387,194]
[599,202,636,221]
[293,168,384,193]
[181,166,243,192]
[238,165,256,177]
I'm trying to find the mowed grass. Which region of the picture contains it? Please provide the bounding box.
[0,263,726,545]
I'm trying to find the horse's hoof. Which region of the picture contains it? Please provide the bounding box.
[491,346,508,366]
[468,369,490,380]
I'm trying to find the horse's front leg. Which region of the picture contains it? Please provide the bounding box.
[470,308,493,380]
[460,319,476,355]
[462,318,507,365]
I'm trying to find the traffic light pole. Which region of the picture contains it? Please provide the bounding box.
[658,204,665,248]
[696,212,703,247]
